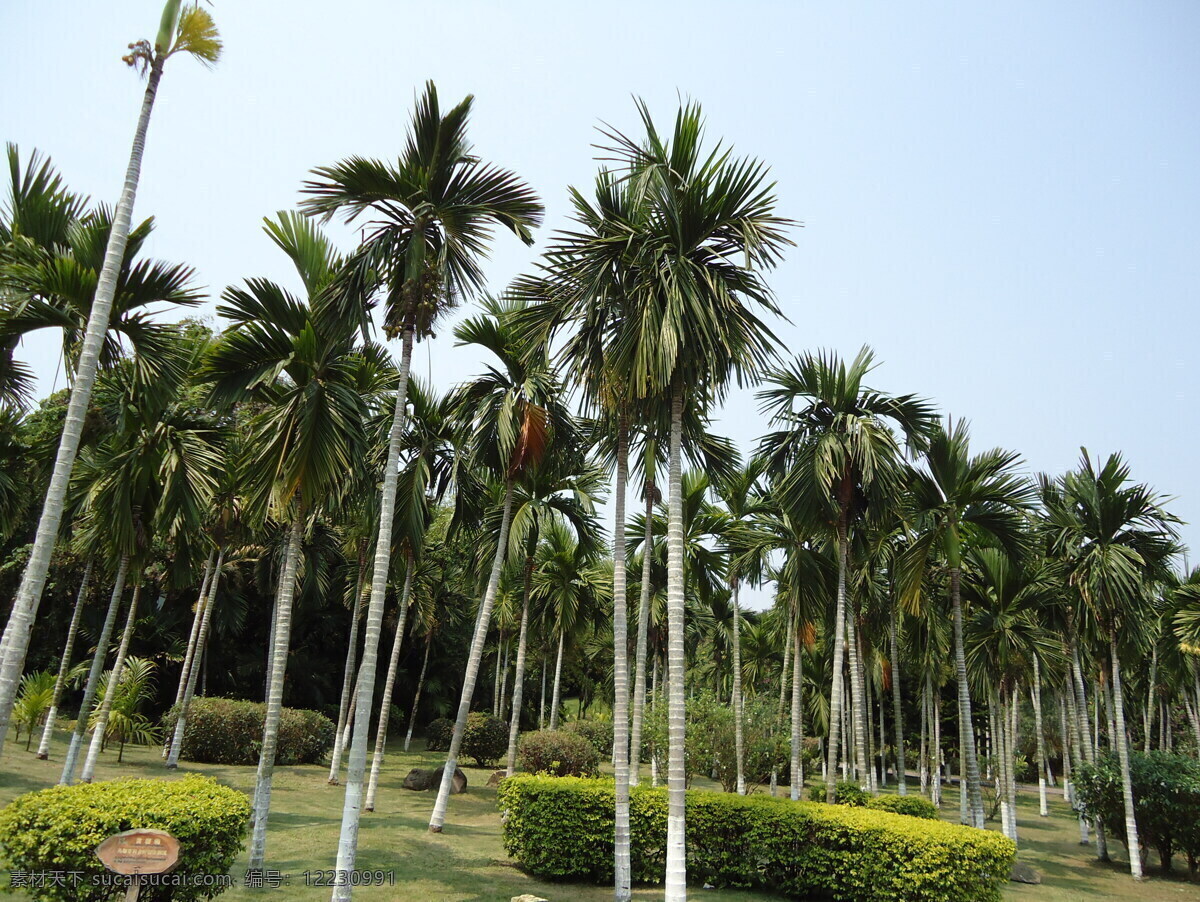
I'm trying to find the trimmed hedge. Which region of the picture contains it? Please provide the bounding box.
[807,782,938,820]
[498,775,1014,902]
[0,775,249,902]
[462,712,507,767]
[518,730,601,777]
[162,697,334,766]
[810,780,871,807]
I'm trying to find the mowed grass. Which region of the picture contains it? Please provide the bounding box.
[0,730,1198,901]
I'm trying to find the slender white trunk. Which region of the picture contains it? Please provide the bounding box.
[331,328,413,899]
[824,520,850,804]
[1110,634,1143,879]
[249,512,304,870]
[498,638,510,719]
[0,57,167,754]
[846,601,869,791]
[61,556,128,784]
[663,389,687,901]
[772,614,792,796]
[493,633,503,716]
[538,653,547,730]
[650,653,659,787]
[37,560,93,759]
[877,679,886,788]
[329,555,367,784]
[889,605,905,795]
[167,549,223,768]
[931,680,942,809]
[1143,645,1157,753]
[1032,656,1049,817]
[404,637,432,752]
[1008,686,1020,841]
[163,552,213,759]
[919,673,929,796]
[949,567,984,827]
[789,614,803,801]
[81,583,141,781]
[428,479,514,833]
[629,487,654,788]
[549,630,565,731]
[504,559,532,775]
[611,422,632,901]
[364,563,413,811]
[994,704,1010,838]
[731,578,745,796]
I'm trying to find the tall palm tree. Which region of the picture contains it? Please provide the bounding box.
[896,419,1033,828]
[427,296,573,832]
[758,346,935,803]
[1041,450,1178,879]
[301,84,541,896]
[0,2,220,752]
[201,213,387,870]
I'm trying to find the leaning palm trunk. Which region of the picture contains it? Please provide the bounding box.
[61,556,129,785]
[889,604,905,795]
[0,57,168,755]
[163,552,213,758]
[1109,633,1143,879]
[505,555,534,776]
[789,615,803,800]
[824,520,851,804]
[364,563,413,812]
[1032,655,1049,817]
[428,480,515,833]
[332,328,414,898]
[329,555,368,784]
[549,630,565,731]
[629,487,655,788]
[37,560,93,759]
[403,637,432,752]
[81,584,142,781]
[731,577,746,796]
[949,568,984,827]
[846,602,869,790]
[167,549,224,767]
[248,513,304,870]
[611,423,632,901]
[663,389,687,902]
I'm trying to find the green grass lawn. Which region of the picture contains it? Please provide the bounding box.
[2,730,1199,901]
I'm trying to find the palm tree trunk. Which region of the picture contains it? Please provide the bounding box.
[332,327,414,898]
[61,556,128,784]
[248,511,304,870]
[1109,633,1144,879]
[650,652,659,787]
[993,703,1009,837]
[1143,645,1157,753]
[1032,655,1049,817]
[932,681,942,809]
[364,562,413,812]
[37,559,93,759]
[167,549,223,768]
[0,57,167,755]
[629,483,655,789]
[404,636,432,752]
[772,614,792,796]
[549,630,565,731]
[81,583,142,781]
[789,614,803,801]
[538,653,547,730]
[824,518,851,804]
[663,387,688,902]
[329,549,368,784]
[493,633,503,716]
[731,577,746,796]
[429,479,515,833]
[889,604,905,795]
[611,420,632,901]
[505,554,534,775]
[877,679,886,788]
[498,638,510,719]
[949,567,984,827]
[920,674,929,797]
[163,551,213,759]
[1008,686,1020,840]
[846,601,869,790]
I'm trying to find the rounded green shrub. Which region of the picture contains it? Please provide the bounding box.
[499,775,1015,901]
[809,779,872,807]
[462,712,507,767]
[424,717,455,752]
[518,730,601,777]
[866,794,939,820]
[564,719,613,757]
[162,697,333,766]
[0,775,249,902]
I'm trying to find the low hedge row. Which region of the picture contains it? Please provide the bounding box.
[162,697,334,766]
[0,775,249,902]
[809,781,938,819]
[498,775,1014,902]
[518,730,601,777]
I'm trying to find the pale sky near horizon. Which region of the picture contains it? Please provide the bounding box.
[3,2,1198,608]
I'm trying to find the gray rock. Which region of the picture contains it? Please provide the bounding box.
[487,770,507,787]
[1010,861,1041,885]
[511,896,549,902]
[401,765,468,793]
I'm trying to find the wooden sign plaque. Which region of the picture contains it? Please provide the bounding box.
[95,829,181,901]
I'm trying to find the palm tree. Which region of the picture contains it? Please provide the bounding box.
[1041,450,1178,879]
[427,296,573,832]
[0,2,220,752]
[758,347,935,803]
[201,213,386,870]
[300,83,541,895]
[895,419,1032,828]
[34,558,92,758]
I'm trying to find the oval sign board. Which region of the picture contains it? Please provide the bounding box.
[95,829,181,876]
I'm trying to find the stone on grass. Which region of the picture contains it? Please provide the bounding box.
[401,765,467,793]
[511,896,549,902]
[1010,861,1041,884]
[487,770,507,787]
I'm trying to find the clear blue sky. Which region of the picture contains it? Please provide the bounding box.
[4,2,1199,603]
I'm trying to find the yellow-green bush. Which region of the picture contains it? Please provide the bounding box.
[0,775,249,902]
[518,729,601,777]
[865,794,939,820]
[498,775,1014,902]
[162,697,333,766]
